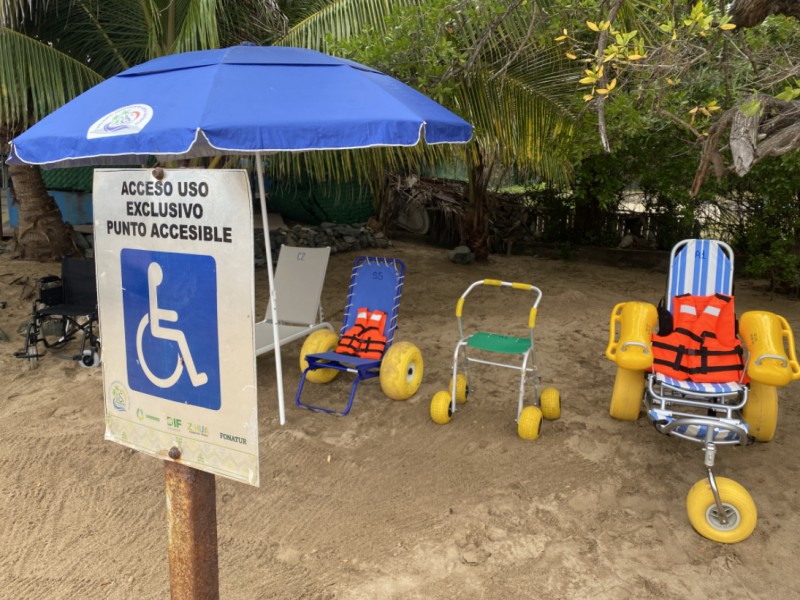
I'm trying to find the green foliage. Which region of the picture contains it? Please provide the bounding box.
[330,0,577,181]
[744,239,799,294]
[775,80,800,102]
[334,0,488,103]
[296,0,579,254]
[571,152,625,211]
[525,186,574,244]
[719,156,800,292]
[0,28,103,131]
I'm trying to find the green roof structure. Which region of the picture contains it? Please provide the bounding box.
[41,167,95,192]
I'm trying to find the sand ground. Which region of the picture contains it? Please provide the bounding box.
[1,238,800,599]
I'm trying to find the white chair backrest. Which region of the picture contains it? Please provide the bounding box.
[666,239,734,313]
[266,245,331,325]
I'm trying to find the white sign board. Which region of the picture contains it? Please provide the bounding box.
[94,168,259,486]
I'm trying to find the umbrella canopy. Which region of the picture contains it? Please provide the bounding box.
[7,45,472,167]
[6,45,472,426]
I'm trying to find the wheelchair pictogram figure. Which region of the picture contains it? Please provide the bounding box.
[136,262,208,388]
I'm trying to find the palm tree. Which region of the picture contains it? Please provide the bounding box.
[3,0,576,261]
[275,0,577,259]
[1,0,286,260]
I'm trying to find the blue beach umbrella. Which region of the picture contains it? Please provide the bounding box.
[7,45,473,423]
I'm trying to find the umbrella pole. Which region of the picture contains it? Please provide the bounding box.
[256,153,286,425]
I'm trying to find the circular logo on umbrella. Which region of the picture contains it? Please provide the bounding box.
[87,104,153,139]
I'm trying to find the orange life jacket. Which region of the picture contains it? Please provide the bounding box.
[359,310,388,359]
[335,308,389,359]
[336,308,371,356]
[651,294,744,382]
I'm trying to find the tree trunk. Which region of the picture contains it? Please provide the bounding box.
[8,164,76,261]
[462,155,493,261]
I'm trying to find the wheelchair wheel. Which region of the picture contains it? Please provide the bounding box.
[80,347,101,368]
[609,367,644,421]
[299,330,340,384]
[430,390,453,425]
[686,477,757,544]
[449,374,468,403]
[380,341,424,400]
[743,381,779,442]
[518,406,543,441]
[539,387,561,420]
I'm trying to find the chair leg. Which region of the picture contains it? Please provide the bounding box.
[295,367,348,415]
[296,367,364,417]
[294,369,312,410]
[516,351,533,421]
[451,341,468,415]
[340,377,362,416]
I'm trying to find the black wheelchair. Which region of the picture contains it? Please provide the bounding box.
[15,257,101,367]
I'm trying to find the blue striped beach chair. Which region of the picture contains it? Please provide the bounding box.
[294,256,424,416]
[605,238,800,543]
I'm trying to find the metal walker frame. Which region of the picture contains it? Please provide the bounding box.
[448,279,543,422]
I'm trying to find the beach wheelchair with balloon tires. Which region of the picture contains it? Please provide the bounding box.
[606,239,800,543]
[14,257,101,368]
[429,279,560,440]
[295,256,423,416]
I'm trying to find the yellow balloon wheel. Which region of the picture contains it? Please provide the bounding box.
[299,329,340,384]
[539,387,561,420]
[518,406,543,441]
[449,373,468,403]
[609,367,644,421]
[380,341,424,400]
[743,381,779,442]
[686,477,757,544]
[430,390,453,425]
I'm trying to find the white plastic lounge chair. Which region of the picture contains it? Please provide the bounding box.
[254,245,334,356]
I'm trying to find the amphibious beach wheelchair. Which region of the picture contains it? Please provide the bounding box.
[15,257,101,368]
[295,256,423,416]
[606,239,800,543]
[429,279,560,440]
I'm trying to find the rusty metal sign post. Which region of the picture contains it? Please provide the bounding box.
[94,168,259,599]
[165,447,219,600]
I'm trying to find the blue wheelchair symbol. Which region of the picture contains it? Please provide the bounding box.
[121,249,221,410]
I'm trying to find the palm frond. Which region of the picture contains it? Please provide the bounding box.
[171,0,221,53]
[0,26,103,134]
[219,0,288,45]
[277,0,421,53]
[20,1,154,76]
[457,73,573,187]
[1,0,39,27]
[279,0,337,26]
